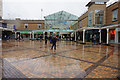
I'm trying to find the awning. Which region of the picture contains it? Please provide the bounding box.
[34,32,43,34]
[20,32,43,34]
[20,32,30,34]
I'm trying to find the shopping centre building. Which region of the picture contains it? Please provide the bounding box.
[73,0,120,44]
[0,0,120,44]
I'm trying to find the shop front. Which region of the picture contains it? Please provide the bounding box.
[109,29,115,43]
[115,28,120,44]
[20,32,31,39]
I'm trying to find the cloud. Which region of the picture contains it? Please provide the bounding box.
[3,0,116,19]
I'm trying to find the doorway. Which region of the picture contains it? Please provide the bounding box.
[118,32,120,43]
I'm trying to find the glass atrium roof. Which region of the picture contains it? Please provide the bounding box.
[44,11,78,30]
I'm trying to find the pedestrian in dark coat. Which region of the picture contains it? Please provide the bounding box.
[51,35,57,50]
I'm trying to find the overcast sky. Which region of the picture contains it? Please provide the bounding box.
[3,0,118,20]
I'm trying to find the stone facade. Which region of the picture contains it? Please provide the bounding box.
[78,12,88,28]
[88,4,106,25]
[77,3,106,29]
[4,18,45,30]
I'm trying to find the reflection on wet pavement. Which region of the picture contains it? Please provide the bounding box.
[1,40,120,78]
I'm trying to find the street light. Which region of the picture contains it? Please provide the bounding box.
[41,9,43,20]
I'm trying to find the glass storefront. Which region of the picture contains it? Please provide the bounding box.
[115,28,120,44]
[118,32,120,43]
[110,29,115,43]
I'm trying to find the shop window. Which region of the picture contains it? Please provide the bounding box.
[110,30,115,40]
[118,32,120,43]
[112,9,118,21]
[24,24,28,29]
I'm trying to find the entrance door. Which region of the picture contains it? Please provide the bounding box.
[118,32,120,43]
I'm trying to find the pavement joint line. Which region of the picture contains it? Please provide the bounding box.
[57,50,120,71]
[84,49,115,78]
[99,64,120,70]
[10,47,81,63]
[57,47,112,57]
[57,54,96,64]
[8,47,81,64]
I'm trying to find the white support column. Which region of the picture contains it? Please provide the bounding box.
[61,35,62,39]
[107,28,109,44]
[32,32,34,39]
[83,29,85,43]
[15,32,17,39]
[30,32,31,39]
[75,31,77,41]
[99,29,101,43]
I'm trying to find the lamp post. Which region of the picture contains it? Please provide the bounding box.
[41,9,43,20]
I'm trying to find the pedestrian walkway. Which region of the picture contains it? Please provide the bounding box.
[1,40,120,78]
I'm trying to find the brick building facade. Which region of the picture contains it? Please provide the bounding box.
[73,0,120,44]
[4,18,44,30]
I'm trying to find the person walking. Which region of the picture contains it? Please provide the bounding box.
[36,35,39,41]
[51,35,57,50]
[16,34,20,41]
[40,34,43,42]
[93,34,96,44]
[49,35,52,43]
[45,34,48,45]
[4,35,7,41]
[21,34,24,41]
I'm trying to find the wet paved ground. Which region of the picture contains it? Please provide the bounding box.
[1,40,120,78]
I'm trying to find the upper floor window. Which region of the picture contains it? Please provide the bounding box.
[88,11,93,26]
[24,24,28,29]
[95,10,104,25]
[95,2,105,4]
[38,24,41,29]
[112,9,118,21]
[80,21,82,27]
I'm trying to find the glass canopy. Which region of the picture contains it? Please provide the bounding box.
[44,11,78,30]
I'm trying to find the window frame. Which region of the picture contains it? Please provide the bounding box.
[95,10,104,25]
[24,24,28,29]
[112,9,118,22]
[38,24,41,29]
